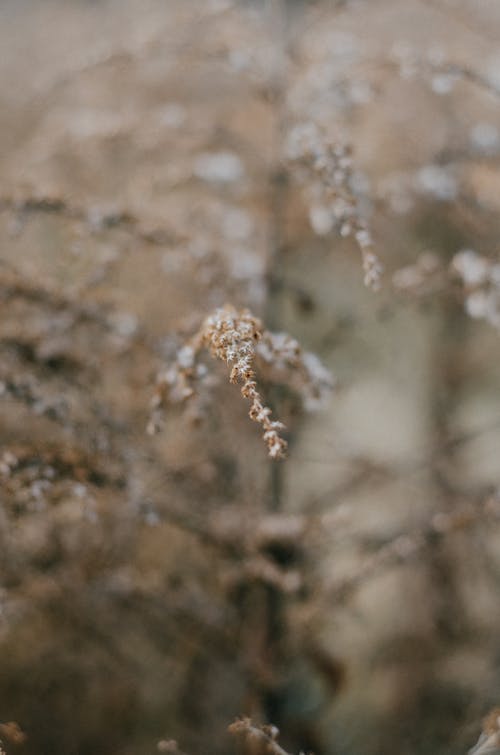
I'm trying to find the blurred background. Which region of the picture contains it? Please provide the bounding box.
[1,1,500,753]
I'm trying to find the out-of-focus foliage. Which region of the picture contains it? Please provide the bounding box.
[1,1,500,754]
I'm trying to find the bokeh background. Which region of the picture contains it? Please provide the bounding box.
[1,1,500,753]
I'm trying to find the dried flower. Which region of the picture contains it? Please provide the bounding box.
[150,306,285,458]
[150,305,334,458]
[286,122,382,290]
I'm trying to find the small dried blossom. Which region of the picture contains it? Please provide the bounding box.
[286,122,382,290]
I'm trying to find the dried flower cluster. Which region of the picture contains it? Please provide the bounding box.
[149,305,332,459]
[198,305,288,460]
[148,305,286,458]
[286,122,382,290]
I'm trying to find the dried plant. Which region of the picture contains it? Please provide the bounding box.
[286,123,382,290]
[1,2,500,755]
[148,305,332,459]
